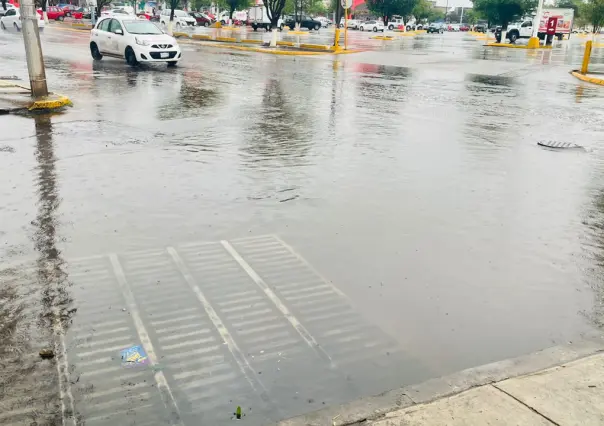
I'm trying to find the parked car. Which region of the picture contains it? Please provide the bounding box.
[316,16,331,27]
[90,16,181,66]
[72,7,91,20]
[0,3,16,17]
[387,17,404,30]
[189,11,213,26]
[102,8,134,18]
[460,24,469,31]
[449,23,460,31]
[1,7,46,31]
[359,20,384,32]
[473,23,487,32]
[37,6,65,21]
[159,9,196,27]
[62,4,78,17]
[339,18,358,29]
[285,15,321,31]
[427,22,445,33]
[248,5,283,31]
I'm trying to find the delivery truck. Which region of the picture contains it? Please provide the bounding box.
[506,8,574,42]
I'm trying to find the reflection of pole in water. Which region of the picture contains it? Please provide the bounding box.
[32,114,76,424]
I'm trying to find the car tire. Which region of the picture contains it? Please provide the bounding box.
[57,15,64,21]
[388,25,393,30]
[167,61,177,67]
[14,22,20,31]
[176,22,181,28]
[0,22,5,30]
[406,25,411,31]
[90,42,102,60]
[65,12,70,17]
[314,23,319,31]
[204,21,209,27]
[252,24,257,31]
[125,47,138,66]
[439,29,443,34]
[508,31,518,42]
[265,23,270,31]
[360,26,363,31]
[373,27,377,32]
[279,24,284,31]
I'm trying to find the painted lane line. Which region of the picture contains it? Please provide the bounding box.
[166,247,275,408]
[220,240,334,366]
[109,254,183,426]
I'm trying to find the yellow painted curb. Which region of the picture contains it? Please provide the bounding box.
[187,42,327,55]
[299,43,330,50]
[172,32,190,38]
[28,95,72,111]
[216,36,237,42]
[211,22,222,28]
[192,34,211,40]
[486,42,552,49]
[71,23,91,28]
[288,30,308,35]
[220,26,241,31]
[571,70,604,86]
[370,35,394,40]
[415,30,426,33]
[276,40,295,46]
[241,39,263,44]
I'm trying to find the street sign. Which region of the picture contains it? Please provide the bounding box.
[546,17,558,35]
[341,0,352,9]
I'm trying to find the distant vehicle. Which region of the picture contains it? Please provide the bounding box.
[460,24,469,31]
[102,8,133,17]
[61,4,78,17]
[506,8,574,42]
[0,3,16,17]
[159,9,196,27]
[72,7,91,20]
[316,16,330,27]
[1,7,46,31]
[449,23,460,31]
[339,18,359,29]
[90,16,181,66]
[248,5,283,31]
[387,17,404,30]
[216,10,246,25]
[359,20,384,32]
[189,11,213,27]
[473,23,487,32]
[285,15,321,31]
[37,6,65,21]
[427,22,445,33]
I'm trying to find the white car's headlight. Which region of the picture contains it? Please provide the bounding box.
[135,37,150,46]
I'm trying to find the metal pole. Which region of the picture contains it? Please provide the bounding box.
[444,0,448,22]
[20,0,48,98]
[532,0,544,40]
[344,8,348,50]
[460,7,463,24]
[581,40,592,74]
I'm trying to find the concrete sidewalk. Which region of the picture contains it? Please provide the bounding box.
[278,340,604,426]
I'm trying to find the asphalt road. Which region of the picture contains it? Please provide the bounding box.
[2,24,604,425]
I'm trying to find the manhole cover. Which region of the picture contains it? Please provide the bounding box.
[537,141,582,149]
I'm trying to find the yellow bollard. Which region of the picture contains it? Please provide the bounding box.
[334,28,341,50]
[581,40,592,75]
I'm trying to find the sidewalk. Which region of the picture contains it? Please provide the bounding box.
[278,340,604,426]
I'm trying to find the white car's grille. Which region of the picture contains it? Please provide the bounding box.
[151,44,173,49]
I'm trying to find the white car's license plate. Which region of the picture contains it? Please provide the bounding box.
[160,52,169,58]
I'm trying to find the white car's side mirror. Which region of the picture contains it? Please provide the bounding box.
[114,28,123,34]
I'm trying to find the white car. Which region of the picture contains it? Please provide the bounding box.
[316,16,330,27]
[159,9,196,28]
[359,20,384,32]
[1,8,45,31]
[101,8,134,17]
[339,18,358,29]
[90,16,181,67]
[0,3,16,17]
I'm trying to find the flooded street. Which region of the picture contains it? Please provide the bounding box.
[2,25,604,425]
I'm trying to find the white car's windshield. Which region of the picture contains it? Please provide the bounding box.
[123,20,163,34]
[174,10,188,17]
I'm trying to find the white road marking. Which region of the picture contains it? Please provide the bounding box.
[166,247,268,397]
[109,254,183,426]
[220,240,334,366]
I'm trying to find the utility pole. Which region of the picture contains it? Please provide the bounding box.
[20,0,48,98]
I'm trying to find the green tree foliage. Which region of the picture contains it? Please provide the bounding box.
[470,0,536,28]
[217,0,252,19]
[191,0,212,11]
[464,9,481,24]
[412,0,433,22]
[169,0,180,21]
[366,0,419,25]
[581,0,604,32]
[555,0,581,19]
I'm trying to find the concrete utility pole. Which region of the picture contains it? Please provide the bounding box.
[20,0,48,98]
[531,0,545,44]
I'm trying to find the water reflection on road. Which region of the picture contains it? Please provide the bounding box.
[1,27,604,425]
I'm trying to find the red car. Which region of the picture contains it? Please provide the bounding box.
[460,25,469,31]
[37,6,65,21]
[61,4,77,17]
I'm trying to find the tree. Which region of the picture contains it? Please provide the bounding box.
[581,0,604,33]
[1,0,6,12]
[471,0,536,28]
[92,0,113,22]
[464,9,481,24]
[218,0,252,20]
[266,0,286,45]
[366,0,419,26]
[448,10,460,22]
[412,0,433,22]
[191,0,212,11]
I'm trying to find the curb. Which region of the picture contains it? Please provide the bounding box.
[370,35,394,40]
[571,70,604,86]
[275,339,604,426]
[486,42,553,49]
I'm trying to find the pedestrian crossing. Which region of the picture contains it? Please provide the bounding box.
[56,235,429,425]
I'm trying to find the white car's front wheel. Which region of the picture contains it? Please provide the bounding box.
[14,22,20,31]
[360,26,363,31]
[0,22,5,30]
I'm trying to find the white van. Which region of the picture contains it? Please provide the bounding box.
[248,5,283,31]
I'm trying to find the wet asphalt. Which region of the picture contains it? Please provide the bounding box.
[2,24,604,425]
